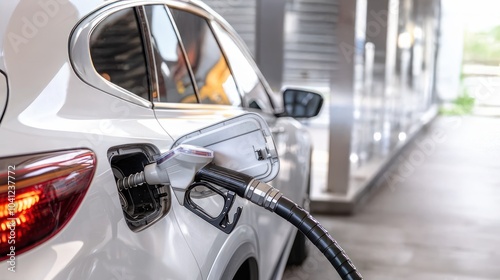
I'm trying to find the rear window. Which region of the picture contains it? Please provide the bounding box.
[89,8,150,99]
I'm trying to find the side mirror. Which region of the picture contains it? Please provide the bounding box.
[282,88,324,118]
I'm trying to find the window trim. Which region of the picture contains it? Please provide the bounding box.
[70,0,277,111]
[204,18,244,106]
[209,20,278,111]
[209,20,274,113]
[153,101,242,111]
[165,1,215,20]
[139,4,202,104]
[70,1,165,108]
[136,6,160,103]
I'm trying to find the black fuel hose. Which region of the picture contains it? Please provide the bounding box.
[274,196,362,279]
[195,164,363,280]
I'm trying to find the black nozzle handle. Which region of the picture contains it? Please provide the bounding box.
[195,163,253,197]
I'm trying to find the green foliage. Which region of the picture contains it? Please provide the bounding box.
[492,26,500,41]
[463,26,500,65]
[439,91,476,116]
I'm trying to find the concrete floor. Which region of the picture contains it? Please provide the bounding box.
[283,116,500,280]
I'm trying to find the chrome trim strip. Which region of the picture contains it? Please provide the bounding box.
[69,1,176,108]
[207,20,244,104]
[69,0,263,109]
[136,6,160,103]
[153,101,238,111]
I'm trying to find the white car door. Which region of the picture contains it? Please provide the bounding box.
[143,4,310,280]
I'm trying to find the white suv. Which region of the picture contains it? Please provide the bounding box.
[0,1,323,279]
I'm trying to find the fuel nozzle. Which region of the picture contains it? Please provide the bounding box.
[195,163,282,211]
[116,144,214,204]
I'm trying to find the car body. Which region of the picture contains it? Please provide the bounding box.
[0,0,321,279]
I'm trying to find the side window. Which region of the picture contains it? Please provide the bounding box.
[90,8,149,99]
[144,5,197,103]
[170,9,241,106]
[211,22,274,114]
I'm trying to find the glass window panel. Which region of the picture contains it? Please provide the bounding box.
[170,9,241,106]
[90,8,149,99]
[211,22,274,114]
[144,5,197,103]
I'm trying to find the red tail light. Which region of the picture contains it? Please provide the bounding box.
[0,149,96,260]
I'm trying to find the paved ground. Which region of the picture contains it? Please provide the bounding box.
[283,116,500,280]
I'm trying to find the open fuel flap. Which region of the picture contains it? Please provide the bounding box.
[171,113,279,183]
[172,113,280,233]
